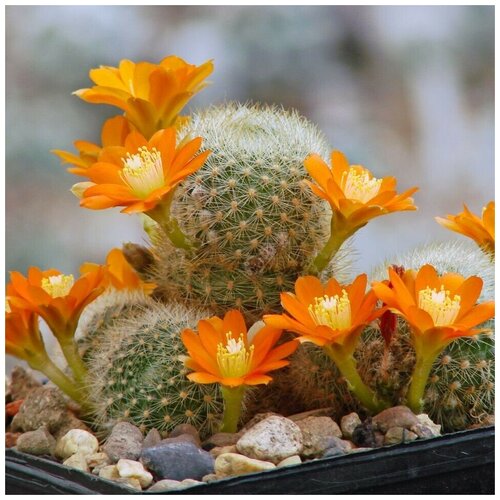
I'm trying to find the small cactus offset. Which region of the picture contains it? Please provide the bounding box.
[83,301,223,438]
[148,102,352,321]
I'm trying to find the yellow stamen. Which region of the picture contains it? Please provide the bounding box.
[418,285,461,326]
[41,274,74,298]
[308,290,352,330]
[6,298,11,313]
[341,168,382,203]
[217,332,254,378]
[121,147,165,199]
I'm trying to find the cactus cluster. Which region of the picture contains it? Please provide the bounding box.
[262,241,494,431]
[83,301,223,438]
[147,103,352,321]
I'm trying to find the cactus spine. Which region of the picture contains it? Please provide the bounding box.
[83,301,223,438]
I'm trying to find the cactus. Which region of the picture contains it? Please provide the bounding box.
[147,102,353,322]
[254,241,494,431]
[83,301,223,438]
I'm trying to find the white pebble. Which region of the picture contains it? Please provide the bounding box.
[55,429,98,459]
[116,458,153,488]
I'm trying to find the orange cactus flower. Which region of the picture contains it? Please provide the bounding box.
[71,127,210,216]
[264,274,382,352]
[6,306,45,363]
[7,266,105,339]
[52,116,132,177]
[304,151,418,273]
[182,310,298,388]
[264,274,389,413]
[436,201,495,254]
[372,264,495,411]
[81,248,156,295]
[74,56,213,138]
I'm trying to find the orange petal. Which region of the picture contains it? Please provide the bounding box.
[280,292,316,328]
[187,372,222,384]
[295,276,324,306]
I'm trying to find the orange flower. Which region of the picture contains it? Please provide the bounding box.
[372,264,494,412]
[265,274,382,352]
[7,265,105,340]
[372,264,495,352]
[81,248,156,295]
[6,305,45,363]
[74,56,213,138]
[305,150,418,236]
[181,310,298,388]
[71,127,210,215]
[436,201,495,254]
[52,116,132,177]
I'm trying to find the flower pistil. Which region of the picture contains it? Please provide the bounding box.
[418,286,461,327]
[121,147,165,199]
[41,274,75,298]
[341,169,382,203]
[217,333,254,379]
[308,291,351,330]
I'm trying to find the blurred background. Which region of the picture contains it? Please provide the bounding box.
[5,6,495,371]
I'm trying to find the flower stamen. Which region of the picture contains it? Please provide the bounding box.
[41,274,74,298]
[341,168,382,203]
[216,332,254,378]
[308,290,352,330]
[418,285,461,326]
[121,147,164,199]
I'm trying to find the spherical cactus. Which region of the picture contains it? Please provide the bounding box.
[82,301,223,438]
[148,102,352,321]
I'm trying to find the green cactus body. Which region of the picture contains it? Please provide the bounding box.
[257,241,494,431]
[149,103,352,321]
[83,301,223,438]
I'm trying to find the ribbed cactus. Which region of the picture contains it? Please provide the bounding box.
[82,301,223,438]
[255,241,494,431]
[148,102,352,321]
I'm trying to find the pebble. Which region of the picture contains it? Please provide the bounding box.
[214,452,276,477]
[236,416,303,464]
[295,416,342,457]
[115,477,142,491]
[63,452,90,472]
[11,387,69,435]
[102,422,144,462]
[209,444,238,458]
[203,432,241,450]
[202,473,219,483]
[416,414,441,436]
[55,429,99,459]
[116,458,153,488]
[16,426,56,456]
[322,437,353,458]
[8,366,42,400]
[159,433,200,448]
[141,441,215,481]
[99,465,120,481]
[142,428,161,449]
[372,406,419,433]
[340,412,362,440]
[277,455,302,467]
[351,418,379,448]
[86,452,111,474]
[240,412,279,432]
[384,427,418,445]
[169,423,201,446]
[148,479,204,492]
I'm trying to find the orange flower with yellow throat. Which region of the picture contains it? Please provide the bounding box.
[7,265,105,385]
[372,264,495,412]
[181,310,298,432]
[304,150,418,273]
[264,274,389,412]
[436,201,495,255]
[74,56,213,139]
[71,127,209,216]
[6,303,82,403]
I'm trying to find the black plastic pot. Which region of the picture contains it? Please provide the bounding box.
[6,426,494,495]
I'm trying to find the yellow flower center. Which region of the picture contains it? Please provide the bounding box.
[6,298,11,313]
[418,286,461,326]
[341,168,382,203]
[121,147,165,199]
[216,333,254,379]
[41,274,74,298]
[308,290,352,330]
